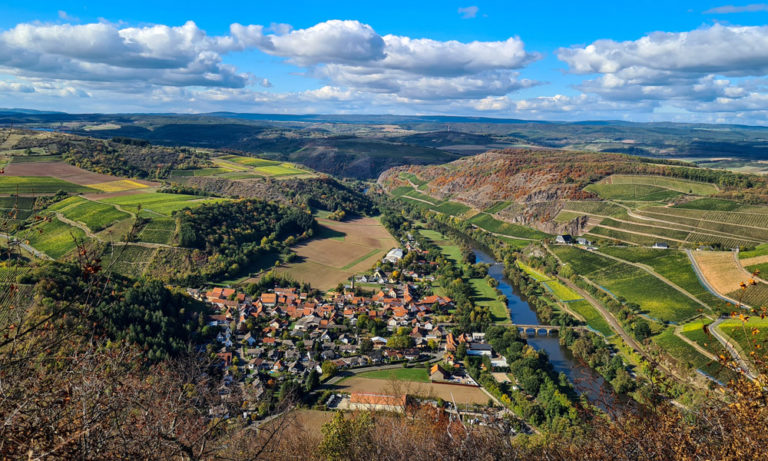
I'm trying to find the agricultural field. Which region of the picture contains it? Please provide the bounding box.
[271,217,397,290]
[137,217,177,245]
[584,183,682,201]
[652,327,736,383]
[21,217,87,259]
[48,196,131,232]
[468,213,549,240]
[717,317,768,359]
[552,245,702,322]
[603,175,719,195]
[3,161,156,191]
[690,251,768,307]
[0,176,97,195]
[100,192,222,217]
[485,201,512,214]
[680,318,727,357]
[568,300,613,337]
[331,377,489,405]
[100,245,158,279]
[354,367,430,383]
[598,247,727,310]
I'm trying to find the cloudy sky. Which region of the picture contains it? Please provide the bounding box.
[4,1,768,124]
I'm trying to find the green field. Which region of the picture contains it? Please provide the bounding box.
[680,319,727,357]
[101,192,223,217]
[22,217,87,258]
[9,154,63,163]
[584,183,682,201]
[169,167,232,177]
[516,261,551,282]
[0,176,97,195]
[220,155,281,167]
[598,247,725,310]
[562,201,628,217]
[653,326,735,383]
[552,246,702,322]
[674,198,741,211]
[485,201,512,214]
[468,213,549,239]
[399,172,428,186]
[569,300,613,337]
[137,217,177,245]
[606,175,719,195]
[717,317,768,359]
[354,367,430,383]
[48,196,131,232]
[739,243,768,260]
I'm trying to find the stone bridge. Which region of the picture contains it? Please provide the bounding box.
[513,324,589,336]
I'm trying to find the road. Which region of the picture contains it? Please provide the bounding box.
[0,232,52,260]
[709,318,758,380]
[557,275,703,388]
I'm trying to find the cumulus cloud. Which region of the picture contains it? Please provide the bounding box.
[704,4,768,14]
[555,24,768,119]
[458,6,479,19]
[0,21,267,88]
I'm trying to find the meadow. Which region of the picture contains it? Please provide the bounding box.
[584,183,682,201]
[354,367,430,383]
[22,217,86,259]
[100,192,222,217]
[568,300,613,337]
[605,175,719,195]
[48,196,131,232]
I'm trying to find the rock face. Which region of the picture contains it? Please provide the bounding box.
[378,148,641,231]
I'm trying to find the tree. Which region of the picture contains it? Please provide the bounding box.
[360,339,373,354]
[321,360,338,377]
[633,320,651,341]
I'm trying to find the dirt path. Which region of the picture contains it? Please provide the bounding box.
[54,213,173,249]
[593,249,714,312]
[673,324,718,362]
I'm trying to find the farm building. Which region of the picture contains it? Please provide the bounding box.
[384,248,404,263]
[556,235,575,244]
[652,242,669,249]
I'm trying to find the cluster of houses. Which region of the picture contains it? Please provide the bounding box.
[194,281,460,396]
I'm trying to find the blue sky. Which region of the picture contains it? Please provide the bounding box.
[3,1,768,123]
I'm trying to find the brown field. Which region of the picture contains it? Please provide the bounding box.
[332,377,489,405]
[4,161,156,189]
[256,409,332,454]
[272,217,397,290]
[692,251,755,298]
[740,254,768,267]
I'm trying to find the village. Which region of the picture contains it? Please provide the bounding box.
[190,232,512,420]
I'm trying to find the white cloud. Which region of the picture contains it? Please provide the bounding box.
[458,6,479,19]
[704,4,768,14]
[558,24,768,76]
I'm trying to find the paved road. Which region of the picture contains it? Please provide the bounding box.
[0,232,52,260]
[709,318,758,380]
[557,275,703,389]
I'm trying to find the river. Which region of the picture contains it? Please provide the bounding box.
[474,248,622,410]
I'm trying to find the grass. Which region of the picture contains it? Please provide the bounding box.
[739,243,768,260]
[354,367,430,383]
[340,248,381,270]
[48,197,131,232]
[22,217,86,258]
[516,261,551,282]
[0,176,97,194]
[101,192,223,217]
[607,175,719,195]
[220,155,281,167]
[584,183,681,201]
[485,201,511,214]
[652,326,735,383]
[9,154,63,163]
[562,201,628,217]
[433,201,472,215]
[599,247,726,310]
[101,245,157,278]
[717,317,768,359]
[399,172,428,186]
[551,245,617,274]
[674,198,741,211]
[137,217,177,245]
[468,213,549,239]
[569,300,613,336]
